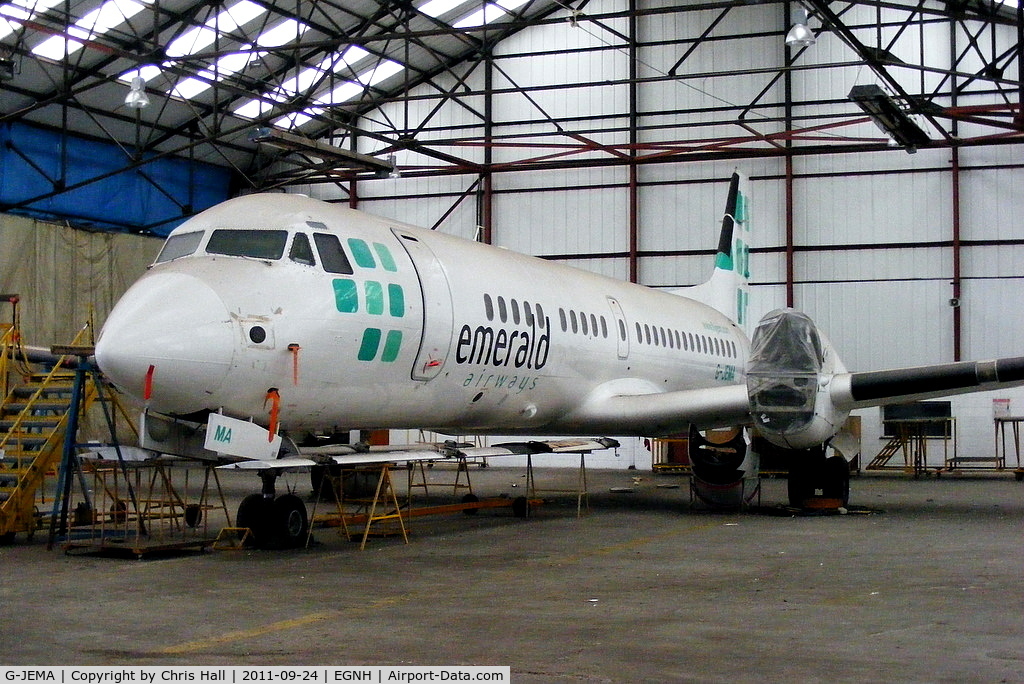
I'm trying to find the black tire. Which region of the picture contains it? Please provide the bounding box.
[822,455,851,506]
[0,531,15,545]
[462,493,479,515]
[272,494,309,549]
[236,493,271,547]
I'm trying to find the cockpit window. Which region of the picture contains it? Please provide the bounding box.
[206,229,288,260]
[289,233,316,266]
[313,233,354,275]
[154,231,204,264]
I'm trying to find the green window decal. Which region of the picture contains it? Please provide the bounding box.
[382,330,402,362]
[374,243,398,271]
[348,238,376,268]
[358,328,382,361]
[388,283,405,317]
[365,281,384,315]
[333,279,358,313]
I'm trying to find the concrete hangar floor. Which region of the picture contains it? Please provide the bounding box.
[1,466,1023,682]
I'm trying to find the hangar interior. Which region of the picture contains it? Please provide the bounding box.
[2,0,1024,470]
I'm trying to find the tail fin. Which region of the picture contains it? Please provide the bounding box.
[672,171,751,329]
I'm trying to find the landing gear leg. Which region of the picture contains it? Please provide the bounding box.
[236,471,309,549]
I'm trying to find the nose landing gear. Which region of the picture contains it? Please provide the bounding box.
[236,471,310,549]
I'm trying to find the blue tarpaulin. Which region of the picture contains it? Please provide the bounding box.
[0,121,233,236]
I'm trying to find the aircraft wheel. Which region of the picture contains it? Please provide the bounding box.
[462,493,479,515]
[0,531,15,545]
[511,496,530,518]
[272,494,309,549]
[236,493,271,547]
[822,455,851,506]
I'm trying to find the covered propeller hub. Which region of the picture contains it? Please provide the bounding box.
[95,271,235,415]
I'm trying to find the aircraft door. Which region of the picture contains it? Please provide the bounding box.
[607,296,629,360]
[391,228,454,381]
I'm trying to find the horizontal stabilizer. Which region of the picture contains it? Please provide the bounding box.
[837,356,1024,409]
[219,457,317,470]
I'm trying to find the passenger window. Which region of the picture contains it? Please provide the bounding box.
[635,322,642,343]
[618,319,626,341]
[536,303,546,327]
[155,231,204,263]
[314,233,354,275]
[600,316,608,339]
[511,299,521,325]
[207,229,287,260]
[559,308,567,332]
[570,310,578,334]
[524,302,534,326]
[590,314,598,336]
[580,313,589,336]
[289,233,316,266]
[498,297,508,323]
[484,294,494,321]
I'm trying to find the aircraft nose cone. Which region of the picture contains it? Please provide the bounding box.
[96,271,234,415]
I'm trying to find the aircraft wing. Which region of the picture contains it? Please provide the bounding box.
[566,384,753,436]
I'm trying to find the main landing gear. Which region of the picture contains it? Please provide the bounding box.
[786,446,851,509]
[236,471,309,549]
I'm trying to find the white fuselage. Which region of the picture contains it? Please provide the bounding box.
[95,194,749,437]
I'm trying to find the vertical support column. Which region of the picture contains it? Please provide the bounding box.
[783,1,797,308]
[951,146,962,362]
[949,19,962,361]
[627,0,640,284]
[480,47,495,246]
[348,121,359,210]
[785,158,795,308]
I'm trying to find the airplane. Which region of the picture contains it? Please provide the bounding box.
[93,171,1024,548]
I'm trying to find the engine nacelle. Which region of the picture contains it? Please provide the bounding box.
[746,309,849,450]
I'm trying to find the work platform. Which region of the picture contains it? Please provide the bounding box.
[308,459,545,550]
[60,458,228,558]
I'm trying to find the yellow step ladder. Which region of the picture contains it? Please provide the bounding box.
[0,322,97,542]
